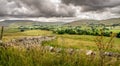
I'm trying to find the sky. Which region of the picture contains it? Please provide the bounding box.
[0,0,120,22]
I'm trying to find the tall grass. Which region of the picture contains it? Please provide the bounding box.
[95,32,117,66]
[0,45,120,66]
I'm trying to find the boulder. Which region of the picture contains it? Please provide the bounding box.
[0,40,2,44]
[86,50,95,56]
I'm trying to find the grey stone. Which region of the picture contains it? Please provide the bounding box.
[86,50,95,56]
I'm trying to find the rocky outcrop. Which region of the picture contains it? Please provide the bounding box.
[4,36,56,47]
[1,36,120,58]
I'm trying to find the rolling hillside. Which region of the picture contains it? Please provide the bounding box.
[0,20,65,27]
[99,18,120,25]
[65,18,120,26]
[1,18,120,27]
[65,19,98,26]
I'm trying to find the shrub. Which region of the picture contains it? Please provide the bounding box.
[65,28,76,34]
[103,32,111,37]
[116,32,120,38]
[57,29,65,34]
[20,29,25,32]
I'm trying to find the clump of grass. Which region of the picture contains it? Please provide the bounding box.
[95,30,117,66]
[0,46,83,66]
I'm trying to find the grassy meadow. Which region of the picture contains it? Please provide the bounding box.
[1,21,120,66]
[2,28,120,51]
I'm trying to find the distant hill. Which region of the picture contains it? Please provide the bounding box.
[99,18,120,25]
[0,20,65,27]
[1,18,120,27]
[65,19,98,26]
[65,18,120,26]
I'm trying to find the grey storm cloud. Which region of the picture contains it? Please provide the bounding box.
[0,0,76,17]
[0,0,120,19]
[62,0,120,12]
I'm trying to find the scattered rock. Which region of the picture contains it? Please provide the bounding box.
[5,36,56,47]
[104,52,113,57]
[66,48,74,55]
[0,40,2,44]
[49,46,54,52]
[104,52,120,58]
[55,48,62,53]
[2,36,120,58]
[44,46,55,52]
[86,50,95,56]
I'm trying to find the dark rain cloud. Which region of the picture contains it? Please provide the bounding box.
[62,0,120,12]
[0,0,76,17]
[0,0,120,18]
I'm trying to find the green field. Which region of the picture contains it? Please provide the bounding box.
[2,29,120,51]
[1,25,120,66]
[111,29,120,33]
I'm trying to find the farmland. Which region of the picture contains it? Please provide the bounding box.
[1,19,120,66]
[2,27,120,51]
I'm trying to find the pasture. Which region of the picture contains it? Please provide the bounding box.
[0,25,120,66]
[1,27,120,51]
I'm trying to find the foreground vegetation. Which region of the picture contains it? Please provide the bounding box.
[0,45,120,66]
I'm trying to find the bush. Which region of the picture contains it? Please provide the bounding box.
[117,32,120,38]
[65,28,76,34]
[103,32,111,37]
[20,29,25,32]
[57,29,65,34]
